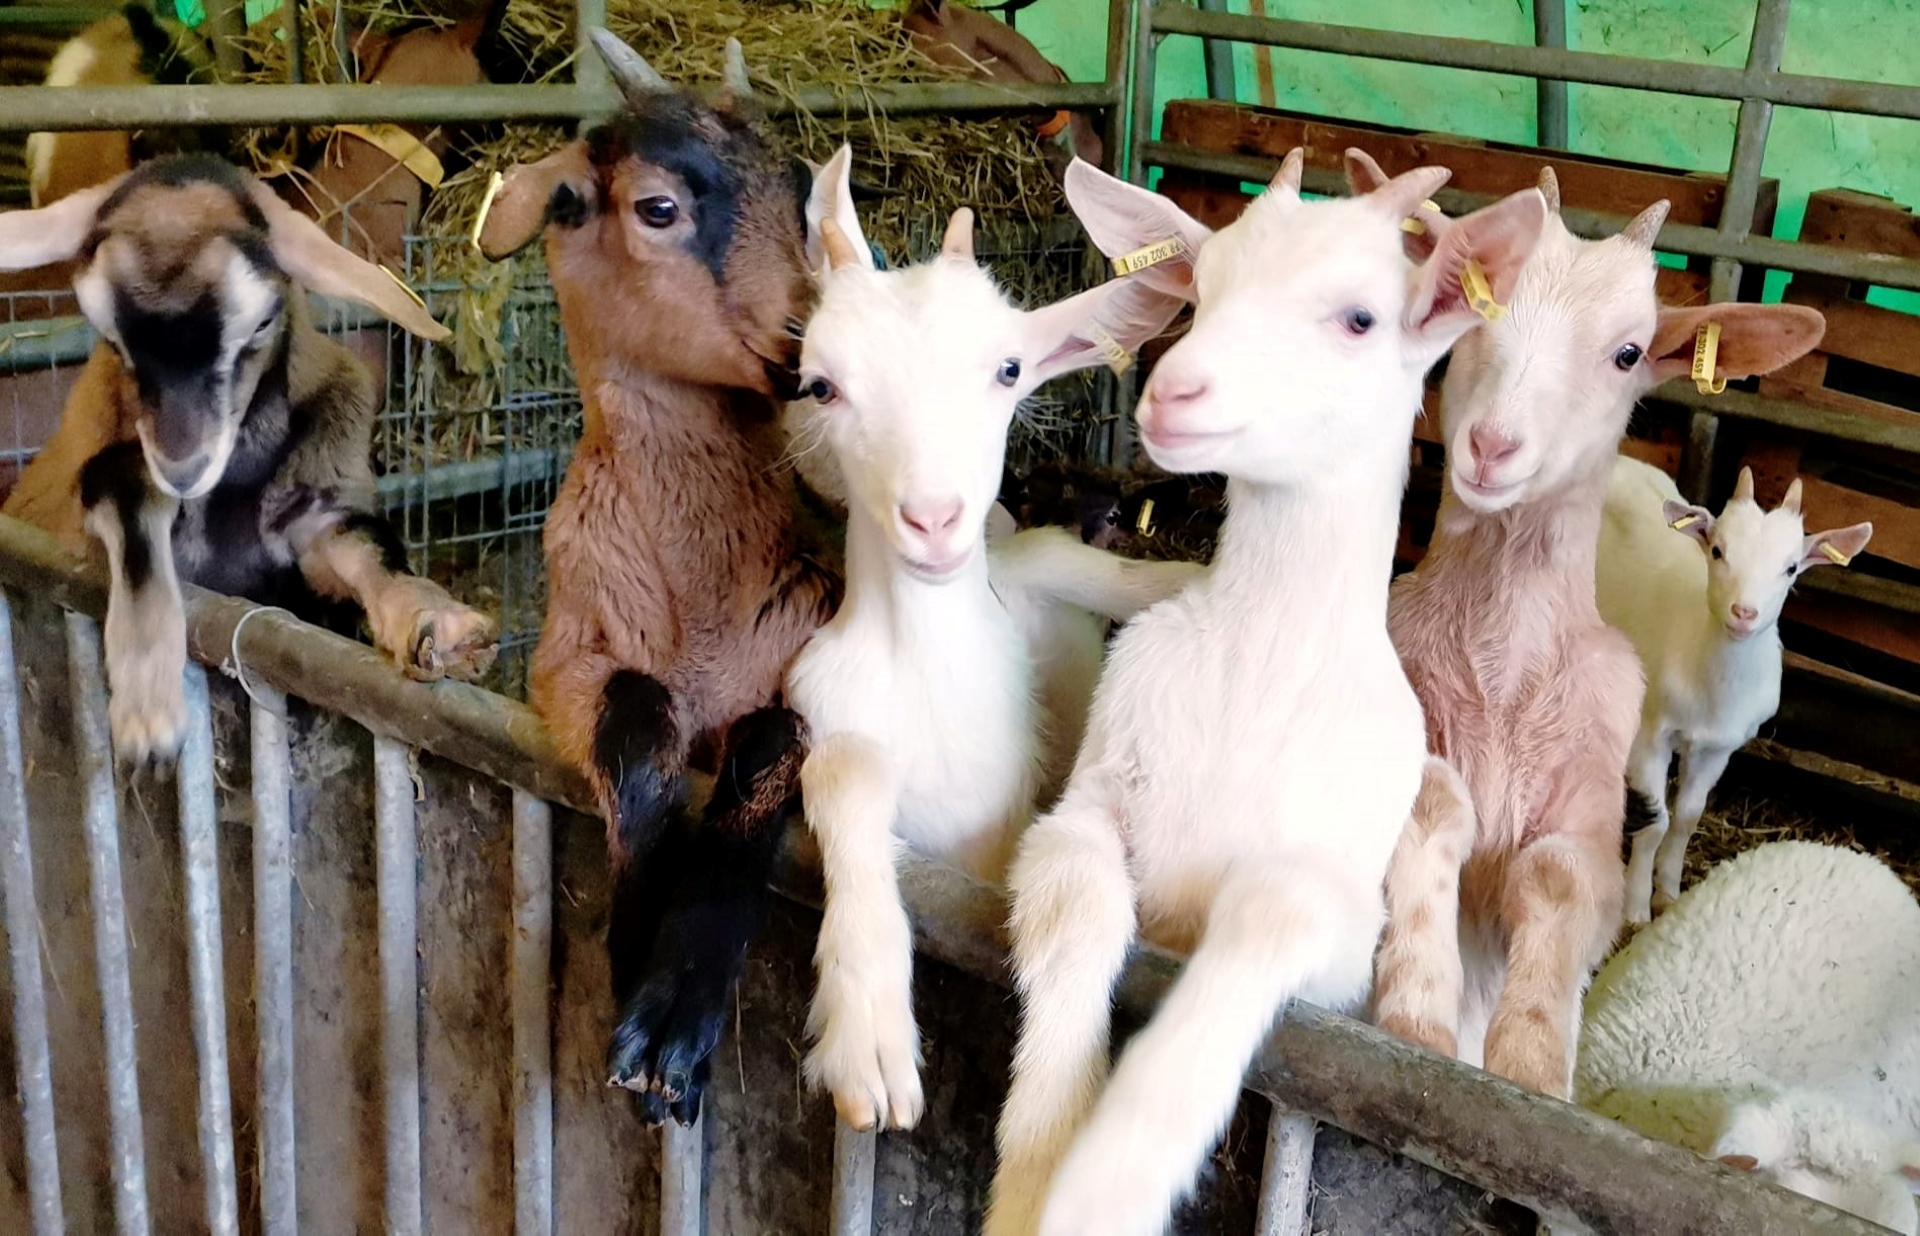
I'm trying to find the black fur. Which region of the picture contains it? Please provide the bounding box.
[78,443,158,590]
[588,96,747,284]
[1623,781,1660,864]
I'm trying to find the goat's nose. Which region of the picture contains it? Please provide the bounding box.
[900,497,963,537]
[1150,375,1209,409]
[153,452,211,495]
[1468,423,1522,467]
[1731,603,1758,622]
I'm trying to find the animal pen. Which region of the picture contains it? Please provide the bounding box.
[0,0,1917,1232]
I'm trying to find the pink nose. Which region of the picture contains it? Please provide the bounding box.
[1731,604,1758,622]
[900,498,963,538]
[1150,375,1209,410]
[1468,424,1522,468]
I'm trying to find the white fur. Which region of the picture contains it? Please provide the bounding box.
[787,147,1197,1132]
[1576,841,1920,1233]
[1597,456,1873,922]
[27,39,101,208]
[985,156,1541,1236]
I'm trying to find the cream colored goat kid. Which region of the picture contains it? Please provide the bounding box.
[1597,457,1872,923]
[788,148,1199,1132]
[986,152,1549,1236]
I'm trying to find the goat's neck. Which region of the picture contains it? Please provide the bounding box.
[841,502,994,638]
[579,364,753,450]
[1689,608,1783,701]
[1211,456,1406,634]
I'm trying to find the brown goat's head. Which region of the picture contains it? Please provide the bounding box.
[478,31,810,398]
[0,154,448,499]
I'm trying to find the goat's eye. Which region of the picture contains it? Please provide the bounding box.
[1340,307,1375,336]
[636,196,679,228]
[1613,343,1644,371]
[803,377,838,404]
[1711,545,1724,560]
[1784,563,1798,577]
[996,358,1022,387]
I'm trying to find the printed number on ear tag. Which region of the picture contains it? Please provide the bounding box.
[1461,260,1505,321]
[1112,237,1185,277]
[1085,323,1133,376]
[1692,321,1728,395]
[470,170,506,251]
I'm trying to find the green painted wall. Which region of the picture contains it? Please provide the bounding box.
[1013,0,1920,310]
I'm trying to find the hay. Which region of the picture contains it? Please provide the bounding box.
[1685,775,1920,900]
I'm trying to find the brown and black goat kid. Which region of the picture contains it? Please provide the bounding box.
[0,154,496,763]
[478,31,840,1125]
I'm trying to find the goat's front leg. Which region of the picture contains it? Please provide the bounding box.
[1371,756,1475,1057]
[80,444,186,764]
[292,510,496,682]
[987,770,1137,1236]
[800,732,924,1131]
[1622,729,1674,925]
[1651,742,1733,914]
[1040,860,1379,1236]
[992,527,1203,622]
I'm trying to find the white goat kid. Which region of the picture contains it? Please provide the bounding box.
[788,147,1198,1132]
[985,150,1548,1236]
[1597,457,1873,923]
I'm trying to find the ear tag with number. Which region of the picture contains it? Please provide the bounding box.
[1085,322,1133,376]
[1461,259,1505,321]
[1692,321,1728,395]
[1112,237,1185,277]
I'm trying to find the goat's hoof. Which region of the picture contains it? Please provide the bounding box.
[402,604,497,683]
[107,677,187,768]
[1649,886,1678,916]
[807,1008,926,1131]
[607,991,720,1128]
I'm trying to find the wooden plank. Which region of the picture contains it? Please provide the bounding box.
[1778,284,1920,380]
[1750,375,1920,433]
[1158,100,1778,230]
[1797,188,1920,262]
[1786,589,1920,667]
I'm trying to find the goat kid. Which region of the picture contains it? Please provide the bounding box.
[1597,456,1871,923]
[0,154,490,764]
[985,151,1547,1236]
[786,146,1197,1131]
[477,32,839,1126]
[1369,164,1826,1098]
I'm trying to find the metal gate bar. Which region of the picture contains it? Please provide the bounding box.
[1254,1106,1315,1236]
[180,665,242,1236]
[64,613,151,1236]
[829,1123,878,1234]
[374,736,425,1236]
[251,685,298,1236]
[0,595,63,1236]
[511,790,555,1236]
[662,1109,705,1236]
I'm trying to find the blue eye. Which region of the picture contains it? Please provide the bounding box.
[997,358,1021,387]
[1341,307,1375,336]
[804,377,837,404]
[1614,343,1643,371]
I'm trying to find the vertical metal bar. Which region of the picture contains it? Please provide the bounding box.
[0,595,63,1236]
[283,0,306,86]
[576,0,609,127]
[206,0,249,80]
[180,665,241,1236]
[252,686,297,1236]
[829,1124,877,1236]
[660,1109,704,1236]
[1533,0,1570,148]
[1681,0,1792,500]
[1254,1105,1317,1236]
[1195,0,1238,102]
[65,614,150,1236]
[1101,0,1132,174]
[511,790,554,1236]
[374,737,424,1236]
[1126,0,1159,186]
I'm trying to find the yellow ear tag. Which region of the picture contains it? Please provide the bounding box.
[1400,199,1441,235]
[379,264,428,310]
[335,122,445,190]
[470,170,505,252]
[1460,259,1505,321]
[1135,496,1157,538]
[1692,321,1728,395]
[1669,513,1702,532]
[1818,541,1852,566]
[1085,322,1133,376]
[1112,237,1185,277]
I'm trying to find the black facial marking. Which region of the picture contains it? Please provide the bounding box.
[116,287,225,459]
[79,442,160,591]
[549,183,591,230]
[589,96,748,284]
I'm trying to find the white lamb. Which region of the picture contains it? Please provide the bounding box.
[1576,840,1920,1233]
[785,147,1201,1132]
[1596,455,1873,923]
[985,150,1549,1236]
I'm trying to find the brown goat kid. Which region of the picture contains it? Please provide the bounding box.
[478,31,839,1126]
[0,155,495,763]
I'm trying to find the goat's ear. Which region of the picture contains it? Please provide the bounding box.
[1021,276,1186,388]
[1647,303,1826,385]
[248,183,451,341]
[476,144,595,262]
[1715,1155,1760,1172]
[803,144,873,279]
[1405,186,1547,349]
[1801,522,1873,571]
[1062,158,1211,302]
[445,13,489,55]
[0,176,122,271]
[1344,147,1446,260]
[1662,499,1715,549]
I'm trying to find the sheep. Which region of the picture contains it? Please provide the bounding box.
[785,146,1198,1131]
[475,30,840,1126]
[1574,840,1920,1234]
[0,153,493,763]
[1596,456,1873,923]
[983,150,1549,1236]
[1367,163,1827,1099]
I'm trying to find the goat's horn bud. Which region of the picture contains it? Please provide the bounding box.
[1781,477,1803,514]
[1271,147,1305,194]
[589,27,669,100]
[941,207,975,262]
[1734,465,1756,502]
[722,38,754,98]
[820,216,862,271]
[1537,166,1561,213]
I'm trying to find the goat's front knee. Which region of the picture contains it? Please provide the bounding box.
[83,449,186,765]
[1373,756,1474,1056]
[1485,841,1605,1099]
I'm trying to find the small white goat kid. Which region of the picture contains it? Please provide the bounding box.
[786,147,1199,1132]
[1596,456,1873,923]
[1576,840,1920,1234]
[985,151,1548,1236]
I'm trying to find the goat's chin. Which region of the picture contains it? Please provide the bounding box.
[900,548,973,584]
[1449,469,1537,514]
